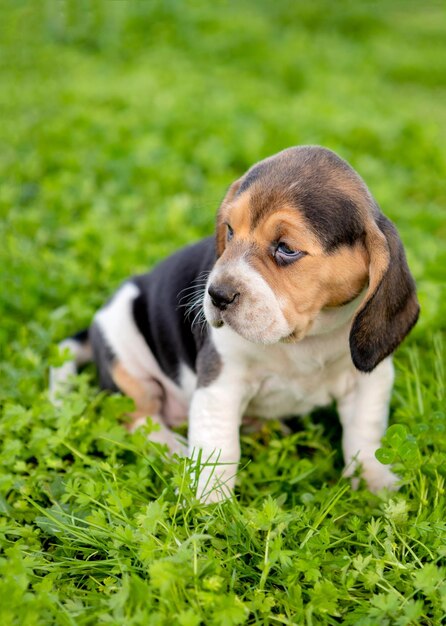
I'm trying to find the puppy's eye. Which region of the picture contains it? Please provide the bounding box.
[274,242,305,266]
[226,224,234,242]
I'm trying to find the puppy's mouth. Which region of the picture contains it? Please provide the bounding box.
[207,304,248,333]
[281,330,298,343]
[208,308,292,345]
[210,318,224,329]
[205,304,225,329]
[280,330,305,343]
[280,319,313,343]
[206,306,238,333]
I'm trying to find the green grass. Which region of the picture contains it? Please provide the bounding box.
[1,1,446,623]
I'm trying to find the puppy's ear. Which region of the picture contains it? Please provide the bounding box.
[350,213,419,372]
[216,178,242,257]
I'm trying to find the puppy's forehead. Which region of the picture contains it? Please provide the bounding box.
[233,146,370,250]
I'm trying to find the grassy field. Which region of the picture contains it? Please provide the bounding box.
[1,1,446,624]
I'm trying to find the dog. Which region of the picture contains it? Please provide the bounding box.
[50,146,419,502]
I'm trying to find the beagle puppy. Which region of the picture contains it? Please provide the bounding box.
[50,146,419,502]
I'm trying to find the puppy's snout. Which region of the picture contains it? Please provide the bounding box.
[208,284,240,311]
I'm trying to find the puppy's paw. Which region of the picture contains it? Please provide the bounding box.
[198,484,232,504]
[362,462,399,492]
[128,415,188,456]
[151,429,187,456]
[191,460,237,504]
[170,433,188,457]
[344,457,399,492]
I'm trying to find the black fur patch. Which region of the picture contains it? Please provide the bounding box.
[349,214,420,372]
[290,187,365,251]
[196,335,222,388]
[238,161,272,196]
[89,322,118,391]
[72,328,90,343]
[131,237,219,385]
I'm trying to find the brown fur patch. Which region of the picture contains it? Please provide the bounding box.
[216,178,244,256]
[249,207,323,255]
[111,362,164,430]
[251,230,368,330]
[216,190,252,256]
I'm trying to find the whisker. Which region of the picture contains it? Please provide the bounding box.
[178,281,208,295]
[193,270,211,281]
[177,281,209,303]
[178,294,206,308]
[178,285,207,321]
[198,317,208,334]
[185,302,203,321]
[184,295,204,308]
[177,271,211,308]
[178,293,207,308]
[191,307,206,329]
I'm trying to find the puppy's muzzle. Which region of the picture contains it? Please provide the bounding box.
[208,284,240,311]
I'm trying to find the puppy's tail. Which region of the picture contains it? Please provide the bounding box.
[49,329,93,405]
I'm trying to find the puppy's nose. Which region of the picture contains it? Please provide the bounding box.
[208,284,239,311]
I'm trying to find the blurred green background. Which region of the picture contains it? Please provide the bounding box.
[1,0,445,392]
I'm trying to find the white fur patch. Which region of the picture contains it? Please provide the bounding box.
[338,356,397,490]
[49,338,92,406]
[94,282,189,426]
[179,363,197,402]
[209,320,355,419]
[95,283,157,380]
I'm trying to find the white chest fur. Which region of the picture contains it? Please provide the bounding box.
[188,307,397,503]
[211,318,357,420]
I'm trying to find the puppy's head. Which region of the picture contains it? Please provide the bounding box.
[204,146,419,372]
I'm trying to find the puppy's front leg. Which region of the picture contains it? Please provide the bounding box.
[188,380,245,503]
[338,356,398,491]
